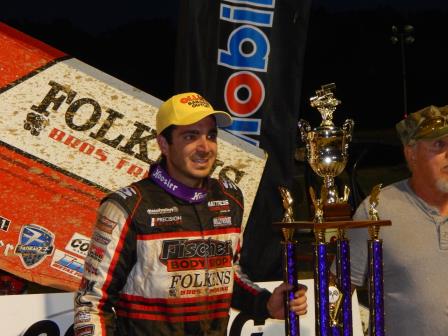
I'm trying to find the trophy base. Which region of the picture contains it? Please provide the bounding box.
[315,203,352,221]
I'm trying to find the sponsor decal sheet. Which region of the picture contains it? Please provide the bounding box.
[0,23,266,291]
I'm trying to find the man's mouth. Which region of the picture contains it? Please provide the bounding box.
[192,157,208,164]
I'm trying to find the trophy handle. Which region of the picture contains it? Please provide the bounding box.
[298,119,311,143]
[342,119,354,142]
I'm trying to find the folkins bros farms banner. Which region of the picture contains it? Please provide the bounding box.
[175,0,311,280]
[0,23,266,290]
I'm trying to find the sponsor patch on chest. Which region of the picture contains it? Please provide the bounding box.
[151,215,182,227]
[147,206,179,215]
[208,200,230,213]
[213,216,232,227]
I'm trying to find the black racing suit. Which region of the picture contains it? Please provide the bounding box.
[74,175,271,336]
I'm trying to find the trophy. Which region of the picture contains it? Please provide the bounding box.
[274,83,390,336]
[279,187,300,336]
[367,184,385,336]
[298,83,354,336]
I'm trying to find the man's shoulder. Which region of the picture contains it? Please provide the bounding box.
[103,178,158,204]
[209,177,243,206]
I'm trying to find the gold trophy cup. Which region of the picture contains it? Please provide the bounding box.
[298,83,354,209]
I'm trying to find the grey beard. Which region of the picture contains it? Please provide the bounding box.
[436,179,448,193]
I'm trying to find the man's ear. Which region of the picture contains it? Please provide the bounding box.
[157,135,169,156]
[404,144,416,170]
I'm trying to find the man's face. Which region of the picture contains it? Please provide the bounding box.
[406,136,448,193]
[157,116,217,188]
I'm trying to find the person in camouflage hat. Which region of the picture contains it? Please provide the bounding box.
[396,105,448,145]
[340,105,448,335]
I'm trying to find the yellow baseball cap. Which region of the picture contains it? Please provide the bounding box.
[156,92,233,134]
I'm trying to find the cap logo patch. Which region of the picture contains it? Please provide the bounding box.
[180,94,211,109]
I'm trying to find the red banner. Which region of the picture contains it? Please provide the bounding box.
[0,23,267,291]
[0,23,104,290]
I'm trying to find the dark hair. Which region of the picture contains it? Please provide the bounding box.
[159,125,177,144]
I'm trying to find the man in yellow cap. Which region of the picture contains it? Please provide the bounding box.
[74,92,307,336]
[346,105,448,335]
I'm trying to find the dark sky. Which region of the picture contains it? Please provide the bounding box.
[2,1,448,131]
[301,0,448,130]
[315,0,447,11]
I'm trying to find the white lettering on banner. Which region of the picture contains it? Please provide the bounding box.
[27,80,158,164]
[217,0,275,146]
[27,80,252,184]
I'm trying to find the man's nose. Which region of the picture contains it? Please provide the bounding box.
[196,135,211,152]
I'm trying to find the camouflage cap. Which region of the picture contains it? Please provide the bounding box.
[396,105,448,145]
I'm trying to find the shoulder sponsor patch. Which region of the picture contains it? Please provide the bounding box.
[15,224,55,269]
[96,215,118,234]
[91,231,111,246]
[84,261,99,275]
[74,324,95,336]
[75,278,96,308]
[220,178,238,190]
[115,186,136,199]
[74,311,91,324]
[87,244,106,263]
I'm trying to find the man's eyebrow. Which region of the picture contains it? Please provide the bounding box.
[179,129,200,135]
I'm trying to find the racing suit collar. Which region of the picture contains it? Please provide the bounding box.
[149,164,208,204]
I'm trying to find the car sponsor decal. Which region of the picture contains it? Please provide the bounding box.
[50,249,84,278]
[15,224,55,269]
